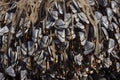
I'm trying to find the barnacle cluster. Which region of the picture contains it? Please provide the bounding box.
[0,0,120,80]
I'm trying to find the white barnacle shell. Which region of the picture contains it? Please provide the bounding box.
[66,13,71,26]
[0,26,9,35]
[101,27,109,40]
[28,41,34,56]
[57,4,63,14]
[21,43,27,55]
[104,57,112,68]
[76,22,85,29]
[50,11,58,20]
[72,0,79,9]
[35,50,44,65]
[74,54,83,66]
[95,11,103,24]
[89,0,95,5]
[112,22,119,33]
[66,28,76,40]
[114,33,120,44]
[116,62,120,72]
[78,12,89,24]
[84,41,95,55]
[40,36,52,48]
[21,70,27,80]
[74,13,80,22]
[55,29,65,42]
[32,28,42,42]
[11,26,15,34]
[106,8,113,21]
[0,73,4,80]
[16,30,22,38]
[45,19,55,29]
[5,66,16,77]
[32,29,39,42]
[108,38,115,53]
[70,4,77,13]
[108,23,114,31]
[55,19,68,29]
[102,16,109,29]
[79,32,86,46]
[111,1,118,13]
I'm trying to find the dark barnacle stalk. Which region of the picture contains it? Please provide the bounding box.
[0,0,120,80]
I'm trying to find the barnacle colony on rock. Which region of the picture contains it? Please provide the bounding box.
[0,0,120,80]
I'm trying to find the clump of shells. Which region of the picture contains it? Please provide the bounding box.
[0,0,120,80]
